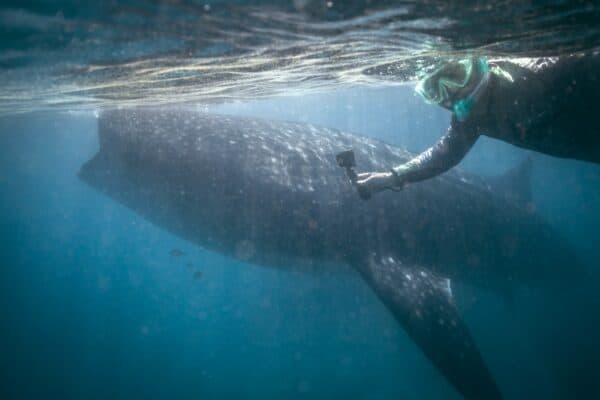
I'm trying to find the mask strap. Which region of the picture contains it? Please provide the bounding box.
[453,58,490,121]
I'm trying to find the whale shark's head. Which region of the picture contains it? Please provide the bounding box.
[80,108,347,261]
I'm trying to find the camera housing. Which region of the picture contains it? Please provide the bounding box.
[336,149,356,169]
[335,149,370,199]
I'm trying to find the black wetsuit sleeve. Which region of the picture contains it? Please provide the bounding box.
[392,118,479,183]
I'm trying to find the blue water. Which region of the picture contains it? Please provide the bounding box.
[1,1,600,399]
[1,86,599,399]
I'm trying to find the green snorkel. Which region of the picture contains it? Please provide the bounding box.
[453,58,490,121]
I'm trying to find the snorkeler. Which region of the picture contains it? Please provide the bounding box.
[356,54,600,196]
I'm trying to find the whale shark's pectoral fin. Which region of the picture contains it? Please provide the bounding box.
[355,255,503,400]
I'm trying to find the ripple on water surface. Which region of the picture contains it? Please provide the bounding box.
[0,0,598,114]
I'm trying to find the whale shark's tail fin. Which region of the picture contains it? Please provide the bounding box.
[355,255,503,400]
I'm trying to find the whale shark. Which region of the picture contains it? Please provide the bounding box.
[79,108,580,400]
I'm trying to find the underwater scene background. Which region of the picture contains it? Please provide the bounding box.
[1,1,600,399]
[2,87,599,399]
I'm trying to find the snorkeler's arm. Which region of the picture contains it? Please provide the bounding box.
[392,119,479,184]
[355,119,479,196]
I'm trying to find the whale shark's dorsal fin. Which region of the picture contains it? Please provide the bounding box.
[488,156,533,204]
[355,255,503,400]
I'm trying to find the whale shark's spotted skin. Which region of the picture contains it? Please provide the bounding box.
[81,109,580,400]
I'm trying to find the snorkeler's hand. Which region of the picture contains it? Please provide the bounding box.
[356,171,402,197]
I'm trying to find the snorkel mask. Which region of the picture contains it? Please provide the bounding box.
[416,57,492,122]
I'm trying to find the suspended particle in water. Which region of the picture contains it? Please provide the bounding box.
[169,248,185,257]
[297,380,312,393]
[293,0,309,11]
[97,275,111,291]
[235,239,255,261]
